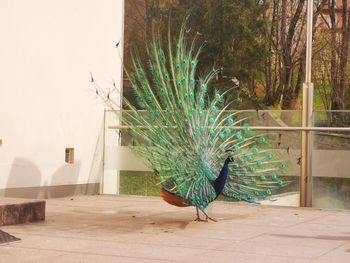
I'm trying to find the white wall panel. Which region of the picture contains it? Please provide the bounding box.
[0,0,123,190]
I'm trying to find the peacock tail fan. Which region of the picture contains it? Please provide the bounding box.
[122,21,288,211]
[221,128,290,203]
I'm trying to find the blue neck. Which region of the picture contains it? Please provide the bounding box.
[213,157,230,198]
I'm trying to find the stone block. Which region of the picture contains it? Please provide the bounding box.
[0,198,45,225]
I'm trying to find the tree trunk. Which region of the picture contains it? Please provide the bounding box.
[281,0,305,109]
[329,0,341,110]
[338,0,350,109]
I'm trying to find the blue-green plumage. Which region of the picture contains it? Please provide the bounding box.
[109,22,289,221]
[213,157,233,199]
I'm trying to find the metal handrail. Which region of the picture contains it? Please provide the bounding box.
[108,125,350,132]
[106,109,350,132]
[105,109,350,113]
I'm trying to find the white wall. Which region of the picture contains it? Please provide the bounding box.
[0,0,123,190]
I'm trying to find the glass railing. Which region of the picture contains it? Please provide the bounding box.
[103,110,350,209]
[312,114,350,209]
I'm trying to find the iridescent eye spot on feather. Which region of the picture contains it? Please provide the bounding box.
[225,128,232,135]
[227,117,234,125]
[266,152,273,160]
[271,172,277,180]
[139,101,145,108]
[258,136,267,144]
[249,166,256,172]
[209,129,215,136]
[191,108,196,115]
[234,144,241,153]
[257,160,264,167]
[215,93,223,102]
[160,53,165,63]
[236,131,244,141]
[243,123,252,134]
[247,154,254,161]
[279,163,288,171]
[251,146,259,153]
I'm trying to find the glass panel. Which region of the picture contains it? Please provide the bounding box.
[119,171,159,196]
[242,130,300,207]
[241,110,301,127]
[314,111,350,127]
[312,123,350,209]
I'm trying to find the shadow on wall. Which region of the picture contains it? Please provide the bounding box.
[41,160,81,199]
[2,124,104,199]
[86,122,104,194]
[5,157,42,198]
[3,158,81,199]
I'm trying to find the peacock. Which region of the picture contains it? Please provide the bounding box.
[98,22,288,222]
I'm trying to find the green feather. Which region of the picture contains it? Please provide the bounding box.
[121,23,287,207]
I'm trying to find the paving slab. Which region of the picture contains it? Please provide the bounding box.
[1,195,350,262]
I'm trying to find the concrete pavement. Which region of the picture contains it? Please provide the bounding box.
[1,195,350,262]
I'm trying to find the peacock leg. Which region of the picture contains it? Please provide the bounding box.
[202,210,217,222]
[194,206,207,222]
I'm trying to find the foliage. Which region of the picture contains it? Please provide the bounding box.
[123,0,350,112]
[120,171,160,196]
[124,0,269,108]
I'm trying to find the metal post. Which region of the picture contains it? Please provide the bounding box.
[300,0,314,207]
[116,0,125,195]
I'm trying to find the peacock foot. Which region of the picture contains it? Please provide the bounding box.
[202,210,217,222]
[205,216,217,222]
[195,206,217,222]
[194,217,208,222]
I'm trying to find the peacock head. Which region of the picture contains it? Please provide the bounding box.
[225,149,235,163]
